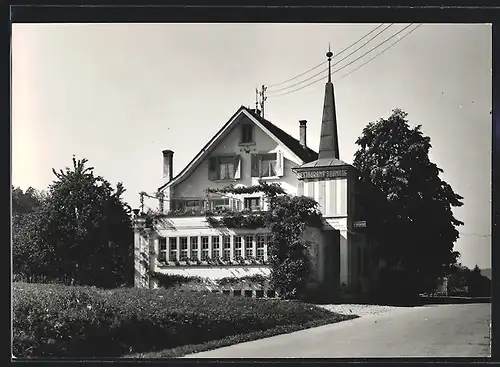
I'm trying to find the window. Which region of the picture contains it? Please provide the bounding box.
[223,236,231,260]
[219,156,235,180]
[251,152,283,178]
[158,238,167,262]
[241,124,254,144]
[190,237,198,260]
[169,237,177,261]
[201,236,209,260]
[185,200,202,212]
[208,156,241,181]
[260,153,277,177]
[244,197,261,211]
[180,237,188,260]
[234,236,242,258]
[245,235,254,258]
[212,236,220,258]
[210,198,231,211]
[256,235,265,261]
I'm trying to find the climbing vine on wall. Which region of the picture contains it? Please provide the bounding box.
[205,180,323,300]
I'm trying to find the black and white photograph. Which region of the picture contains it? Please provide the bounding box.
[12,18,492,359]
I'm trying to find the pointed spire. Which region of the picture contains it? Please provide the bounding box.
[318,46,340,160]
[327,43,333,83]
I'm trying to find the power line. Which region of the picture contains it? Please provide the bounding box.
[265,23,386,89]
[267,23,394,94]
[268,23,416,99]
[335,24,422,83]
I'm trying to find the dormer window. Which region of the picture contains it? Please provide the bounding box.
[241,124,254,144]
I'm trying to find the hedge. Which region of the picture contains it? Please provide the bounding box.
[13,282,350,358]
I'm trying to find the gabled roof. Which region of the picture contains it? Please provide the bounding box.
[158,106,318,192]
[158,106,318,191]
[243,107,318,163]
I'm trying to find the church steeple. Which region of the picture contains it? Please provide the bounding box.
[318,45,340,160]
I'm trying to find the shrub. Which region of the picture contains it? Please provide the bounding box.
[204,182,323,300]
[13,282,344,358]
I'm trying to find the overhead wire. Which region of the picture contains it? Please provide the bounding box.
[265,23,387,89]
[335,23,423,83]
[268,23,417,99]
[267,23,395,94]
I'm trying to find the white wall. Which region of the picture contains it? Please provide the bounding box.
[154,265,270,280]
[172,113,302,198]
[303,177,348,217]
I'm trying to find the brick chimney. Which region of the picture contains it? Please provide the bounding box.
[162,150,174,182]
[299,120,307,148]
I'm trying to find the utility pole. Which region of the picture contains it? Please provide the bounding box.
[258,85,267,118]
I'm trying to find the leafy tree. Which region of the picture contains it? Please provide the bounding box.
[12,187,52,281]
[12,186,47,215]
[12,208,55,281]
[446,264,490,297]
[13,156,134,288]
[446,263,470,295]
[265,195,322,300]
[353,109,464,296]
[467,264,491,297]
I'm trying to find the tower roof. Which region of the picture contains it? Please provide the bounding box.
[298,47,348,169]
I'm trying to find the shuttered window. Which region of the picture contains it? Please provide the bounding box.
[251,151,284,178]
[208,155,242,181]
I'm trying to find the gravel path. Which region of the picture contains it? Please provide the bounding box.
[317,303,405,317]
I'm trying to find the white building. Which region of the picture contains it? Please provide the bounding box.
[134,51,377,298]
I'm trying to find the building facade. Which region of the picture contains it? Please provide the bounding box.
[133,52,377,297]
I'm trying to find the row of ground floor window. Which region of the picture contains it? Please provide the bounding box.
[158,234,270,262]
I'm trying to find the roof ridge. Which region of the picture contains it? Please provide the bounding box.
[242,106,318,157]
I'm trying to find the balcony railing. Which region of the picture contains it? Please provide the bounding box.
[166,196,265,217]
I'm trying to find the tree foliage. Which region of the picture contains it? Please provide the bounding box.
[265,195,323,299]
[12,186,47,215]
[205,181,323,300]
[447,264,490,297]
[353,109,464,295]
[12,187,52,280]
[12,157,134,288]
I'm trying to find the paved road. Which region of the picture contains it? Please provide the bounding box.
[185,303,491,358]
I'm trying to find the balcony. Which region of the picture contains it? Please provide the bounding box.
[166,196,265,217]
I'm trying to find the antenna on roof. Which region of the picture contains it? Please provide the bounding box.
[258,85,267,118]
[255,88,259,111]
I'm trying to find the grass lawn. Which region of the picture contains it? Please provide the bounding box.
[13,282,357,358]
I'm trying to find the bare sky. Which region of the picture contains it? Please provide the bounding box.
[12,23,492,269]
